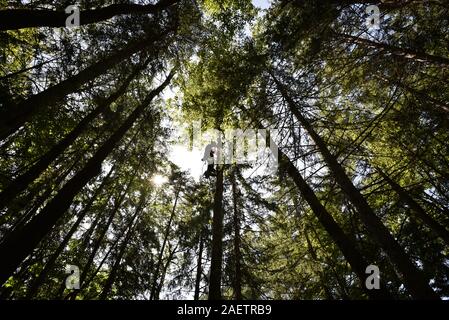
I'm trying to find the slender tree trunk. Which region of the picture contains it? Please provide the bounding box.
[1,148,81,232]
[99,192,147,299]
[377,169,449,246]
[150,187,180,300]
[74,132,142,255]
[240,103,391,299]
[80,235,121,298]
[0,29,172,141]
[25,166,114,298]
[208,166,224,300]
[61,222,123,299]
[0,60,149,210]
[194,229,205,300]
[64,173,137,300]
[338,33,449,67]
[79,207,104,253]
[0,72,173,286]
[155,244,178,299]
[231,170,242,300]
[280,149,391,299]
[271,71,439,299]
[0,0,177,31]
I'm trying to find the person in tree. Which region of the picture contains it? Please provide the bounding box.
[202,142,217,178]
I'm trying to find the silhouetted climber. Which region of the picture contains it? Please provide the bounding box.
[202,142,217,178]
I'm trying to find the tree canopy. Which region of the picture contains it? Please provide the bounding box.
[0,0,448,300]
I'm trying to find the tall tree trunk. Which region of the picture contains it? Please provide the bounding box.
[74,132,142,256]
[280,149,391,299]
[80,235,121,298]
[99,192,147,299]
[60,227,122,299]
[64,173,137,300]
[155,244,178,300]
[0,59,150,210]
[150,187,180,300]
[337,33,449,67]
[377,169,449,246]
[240,104,392,300]
[1,148,81,232]
[271,71,439,299]
[25,166,114,298]
[208,166,224,300]
[79,207,104,253]
[0,72,173,286]
[0,29,172,141]
[231,170,242,300]
[194,229,205,300]
[0,0,177,31]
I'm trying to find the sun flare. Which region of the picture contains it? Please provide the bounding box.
[151,174,168,187]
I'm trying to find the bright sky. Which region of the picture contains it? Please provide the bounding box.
[252,0,271,10]
[169,144,204,181]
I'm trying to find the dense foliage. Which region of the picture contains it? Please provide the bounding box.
[0,0,448,300]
